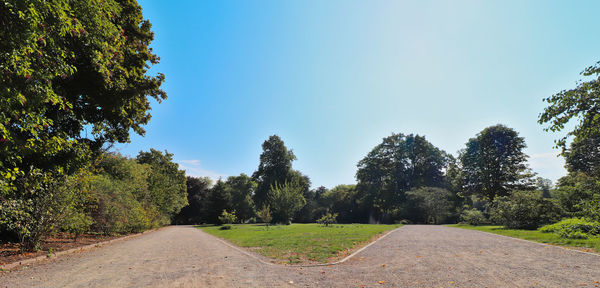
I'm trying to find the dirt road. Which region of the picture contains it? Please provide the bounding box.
[1,225,599,287]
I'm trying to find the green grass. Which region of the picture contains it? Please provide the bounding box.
[448,224,600,253]
[199,223,401,264]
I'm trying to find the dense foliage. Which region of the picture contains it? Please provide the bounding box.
[459,125,534,201]
[489,190,561,230]
[540,218,600,239]
[355,133,451,223]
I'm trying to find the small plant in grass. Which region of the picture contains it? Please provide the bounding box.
[218,210,237,225]
[257,205,272,226]
[539,218,600,239]
[317,212,338,227]
[220,225,232,230]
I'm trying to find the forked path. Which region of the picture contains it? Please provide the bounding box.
[1,225,599,287]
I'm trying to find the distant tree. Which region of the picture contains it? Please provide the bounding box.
[553,172,600,216]
[323,184,361,223]
[489,190,561,230]
[252,135,297,208]
[355,133,450,223]
[459,125,534,201]
[136,149,187,223]
[535,177,553,198]
[539,61,600,153]
[224,174,256,223]
[267,180,306,224]
[207,180,231,224]
[405,187,454,224]
[174,176,212,224]
[564,134,600,178]
[256,205,272,225]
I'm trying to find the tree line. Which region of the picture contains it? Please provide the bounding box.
[2,0,600,251]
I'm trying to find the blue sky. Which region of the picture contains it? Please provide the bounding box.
[116,0,600,188]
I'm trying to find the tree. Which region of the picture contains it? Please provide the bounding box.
[0,0,164,249]
[323,184,361,223]
[405,187,454,224]
[136,149,187,223]
[489,190,561,230]
[0,0,165,190]
[459,125,534,201]
[224,174,256,223]
[207,180,231,224]
[267,180,306,224]
[355,133,449,223]
[539,61,600,153]
[252,135,297,208]
[553,172,600,216]
[174,176,212,224]
[564,134,600,178]
[535,177,553,198]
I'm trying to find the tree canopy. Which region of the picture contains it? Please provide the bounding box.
[459,124,534,201]
[538,61,600,153]
[355,133,450,223]
[0,0,164,191]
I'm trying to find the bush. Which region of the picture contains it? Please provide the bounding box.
[219,225,232,230]
[489,190,561,230]
[218,210,237,225]
[460,208,490,226]
[539,218,600,239]
[316,212,338,227]
[257,206,272,225]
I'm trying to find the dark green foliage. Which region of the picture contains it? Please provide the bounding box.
[268,180,306,224]
[207,180,231,224]
[224,174,256,223]
[219,225,232,230]
[405,187,454,224]
[356,133,450,223]
[252,135,297,208]
[323,185,363,223]
[539,61,600,153]
[578,194,600,222]
[173,176,212,224]
[489,190,561,230]
[459,208,490,226]
[136,149,188,221]
[553,172,600,216]
[564,134,600,177]
[459,125,534,201]
[540,218,600,239]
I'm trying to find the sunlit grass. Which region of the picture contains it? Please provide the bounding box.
[199,223,401,264]
[448,224,600,253]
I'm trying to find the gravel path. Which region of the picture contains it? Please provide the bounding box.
[1,225,599,287]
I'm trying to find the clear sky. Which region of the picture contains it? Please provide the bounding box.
[115,0,600,188]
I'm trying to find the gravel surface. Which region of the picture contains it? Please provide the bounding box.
[1,225,599,287]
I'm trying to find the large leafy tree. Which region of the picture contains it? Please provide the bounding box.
[136,149,187,223]
[267,179,306,224]
[174,176,212,224]
[563,134,600,178]
[538,61,600,153]
[207,180,231,224]
[355,133,449,222]
[459,124,534,201]
[0,0,165,190]
[251,135,298,208]
[224,174,256,223]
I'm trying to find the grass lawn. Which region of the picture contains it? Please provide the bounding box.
[199,223,401,264]
[448,224,600,253]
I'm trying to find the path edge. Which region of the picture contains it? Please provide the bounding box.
[446,225,600,257]
[199,225,405,267]
[0,226,169,271]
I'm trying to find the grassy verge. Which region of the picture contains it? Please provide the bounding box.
[199,223,401,264]
[447,224,600,253]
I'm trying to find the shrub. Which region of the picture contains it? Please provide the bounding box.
[218,210,237,225]
[460,208,490,226]
[219,225,232,230]
[489,190,561,230]
[317,212,338,227]
[257,206,272,225]
[539,218,600,239]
